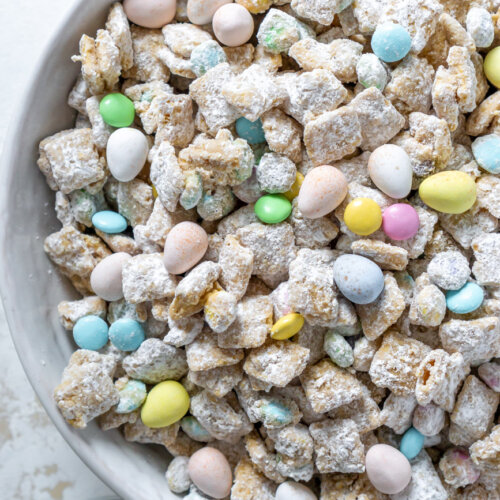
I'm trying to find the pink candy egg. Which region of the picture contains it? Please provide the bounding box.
[90,252,131,301]
[212,3,254,47]
[188,447,232,499]
[382,203,420,240]
[123,0,176,29]
[365,444,412,495]
[187,0,231,25]
[163,222,208,275]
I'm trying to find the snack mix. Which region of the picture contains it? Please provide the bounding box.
[41,0,500,498]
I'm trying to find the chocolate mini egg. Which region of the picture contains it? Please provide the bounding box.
[90,252,131,301]
[107,128,149,182]
[298,165,348,219]
[187,0,231,25]
[276,481,317,500]
[212,3,254,47]
[188,447,232,499]
[163,222,208,275]
[123,0,176,29]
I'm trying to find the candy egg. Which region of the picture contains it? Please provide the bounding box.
[190,40,228,77]
[116,379,147,414]
[235,117,266,145]
[484,46,500,88]
[344,198,382,236]
[418,171,476,214]
[181,416,213,442]
[255,194,292,224]
[188,0,231,25]
[446,282,484,314]
[92,210,128,234]
[371,23,412,63]
[382,204,420,240]
[123,0,176,29]
[257,400,294,427]
[324,331,354,368]
[471,134,500,174]
[276,481,317,500]
[99,93,135,128]
[368,145,413,199]
[298,166,348,219]
[284,172,304,202]
[107,128,149,182]
[141,380,190,428]
[188,447,232,499]
[400,427,424,460]
[163,222,208,275]
[270,313,304,340]
[212,3,254,47]
[109,318,145,351]
[333,254,384,305]
[366,444,412,494]
[73,315,109,351]
[90,252,131,301]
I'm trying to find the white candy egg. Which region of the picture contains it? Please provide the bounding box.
[212,3,254,47]
[187,0,231,25]
[90,252,131,301]
[276,481,317,500]
[123,0,176,29]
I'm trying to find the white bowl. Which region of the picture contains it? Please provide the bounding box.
[0,1,179,498]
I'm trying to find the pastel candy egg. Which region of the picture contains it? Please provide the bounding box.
[333,254,384,305]
[180,172,203,210]
[382,204,420,240]
[298,166,348,219]
[92,210,128,234]
[477,363,500,392]
[270,313,304,340]
[324,331,354,368]
[73,315,109,351]
[344,198,382,236]
[141,380,190,428]
[446,282,484,314]
[276,481,317,500]
[258,400,295,427]
[181,416,212,442]
[90,252,131,301]
[471,134,500,174]
[188,447,232,499]
[109,318,145,351]
[368,144,413,199]
[116,379,147,414]
[400,427,424,460]
[163,222,208,275]
[365,444,412,495]
[190,40,227,77]
[106,128,149,182]
[484,46,500,88]
[371,23,412,63]
[418,171,476,214]
[284,171,304,202]
[236,117,266,144]
[212,3,254,47]
[99,93,135,128]
[255,194,292,224]
[188,0,231,25]
[123,0,176,28]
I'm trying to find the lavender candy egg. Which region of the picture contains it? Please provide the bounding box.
[188,447,232,499]
[90,252,131,301]
[187,0,231,25]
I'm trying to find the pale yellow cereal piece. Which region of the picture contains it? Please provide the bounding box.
[253,44,282,73]
[224,44,255,74]
[105,2,134,71]
[150,298,170,322]
[420,19,448,70]
[320,472,386,499]
[381,393,417,434]
[261,108,302,163]
[369,331,432,395]
[357,273,406,341]
[353,337,382,372]
[472,233,500,286]
[203,289,237,333]
[158,45,196,79]
[235,0,273,14]
[470,425,500,490]
[231,457,276,500]
[245,431,285,483]
[476,175,500,218]
[409,284,446,328]
[165,431,203,457]
[440,13,476,54]
[352,240,408,271]
[244,340,310,388]
[124,417,179,447]
[68,75,91,115]
[466,90,500,137]
[57,296,107,330]
[432,65,460,132]
[162,23,212,59]
[188,363,243,398]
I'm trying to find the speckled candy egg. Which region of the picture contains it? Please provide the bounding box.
[116,379,147,413]
[163,222,208,275]
[333,254,384,305]
[276,481,317,500]
[90,252,131,301]
[371,23,412,63]
[368,145,413,199]
[365,444,412,495]
[123,0,176,28]
[187,0,231,25]
[382,204,420,240]
[188,447,232,499]
[298,165,348,219]
[212,3,254,47]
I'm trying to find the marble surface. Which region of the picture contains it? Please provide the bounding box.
[0,1,117,498]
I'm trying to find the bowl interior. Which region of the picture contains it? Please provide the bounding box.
[0,1,179,498]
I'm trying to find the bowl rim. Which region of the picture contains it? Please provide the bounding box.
[0,1,132,497]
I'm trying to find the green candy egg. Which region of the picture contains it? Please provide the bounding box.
[255,194,292,224]
[99,93,135,128]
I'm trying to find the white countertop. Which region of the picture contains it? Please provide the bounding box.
[0,1,117,498]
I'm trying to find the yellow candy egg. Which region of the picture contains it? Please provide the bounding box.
[270,313,305,340]
[283,172,304,201]
[141,381,190,428]
[484,47,500,88]
[152,185,158,199]
[344,198,382,236]
[418,171,476,214]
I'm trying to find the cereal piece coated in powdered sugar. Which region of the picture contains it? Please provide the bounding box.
[256,153,296,194]
[58,296,107,330]
[472,233,500,286]
[357,273,406,340]
[54,350,119,429]
[476,175,500,218]
[295,321,327,366]
[310,418,365,473]
[466,91,500,137]
[427,250,470,290]
[231,457,276,500]
[439,448,481,489]
[85,96,113,150]
[117,180,154,227]
[439,12,475,54]
[478,362,500,392]
[253,44,282,74]
[124,417,179,447]
[164,313,203,347]
[275,454,314,482]
[107,299,147,324]
[447,46,478,114]
[451,375,499,441]
[352,240,408,271]
[267,423,313,463]
[188,363,243,398]
[224,44,255,74]
[186,329,243,372]
[68,75,91,115]
[99,407,139,431]
[331,152,371,186]
[409,282,446,327]
[380,393,417,434]
[122,339,187,384]
[245,431,285,483]
[166,456,192,494]
[203,289,237,333]
[217,205,258,239]
[158,45,196,79]
[75,113,92,130]
[162,23,212,59]
[244,340,310,388]
[235,0,273,14]
[432,65,460,132]
[369,331,431,395]
[413,402,446,437]
[291,0,352,25]
[165,431,204,458]
[470,425,500,488]
[415,349,470,411]
[353,337,381,372]
[105,2,133,71]
[260,109,302,163]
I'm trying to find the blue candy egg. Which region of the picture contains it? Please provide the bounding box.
[371,23,412,63]
[116,379,147,413]
[399,427,424,460]
[259,400,294,427]
[333,254,385,304]
[73,315,109,350]
[109,318,145,351]
[92,210,128,234]
[236,117,266,145]
[471,134,500,174]
[181,416,213,442]
[190,40,227,77]
[446,282,484,314]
